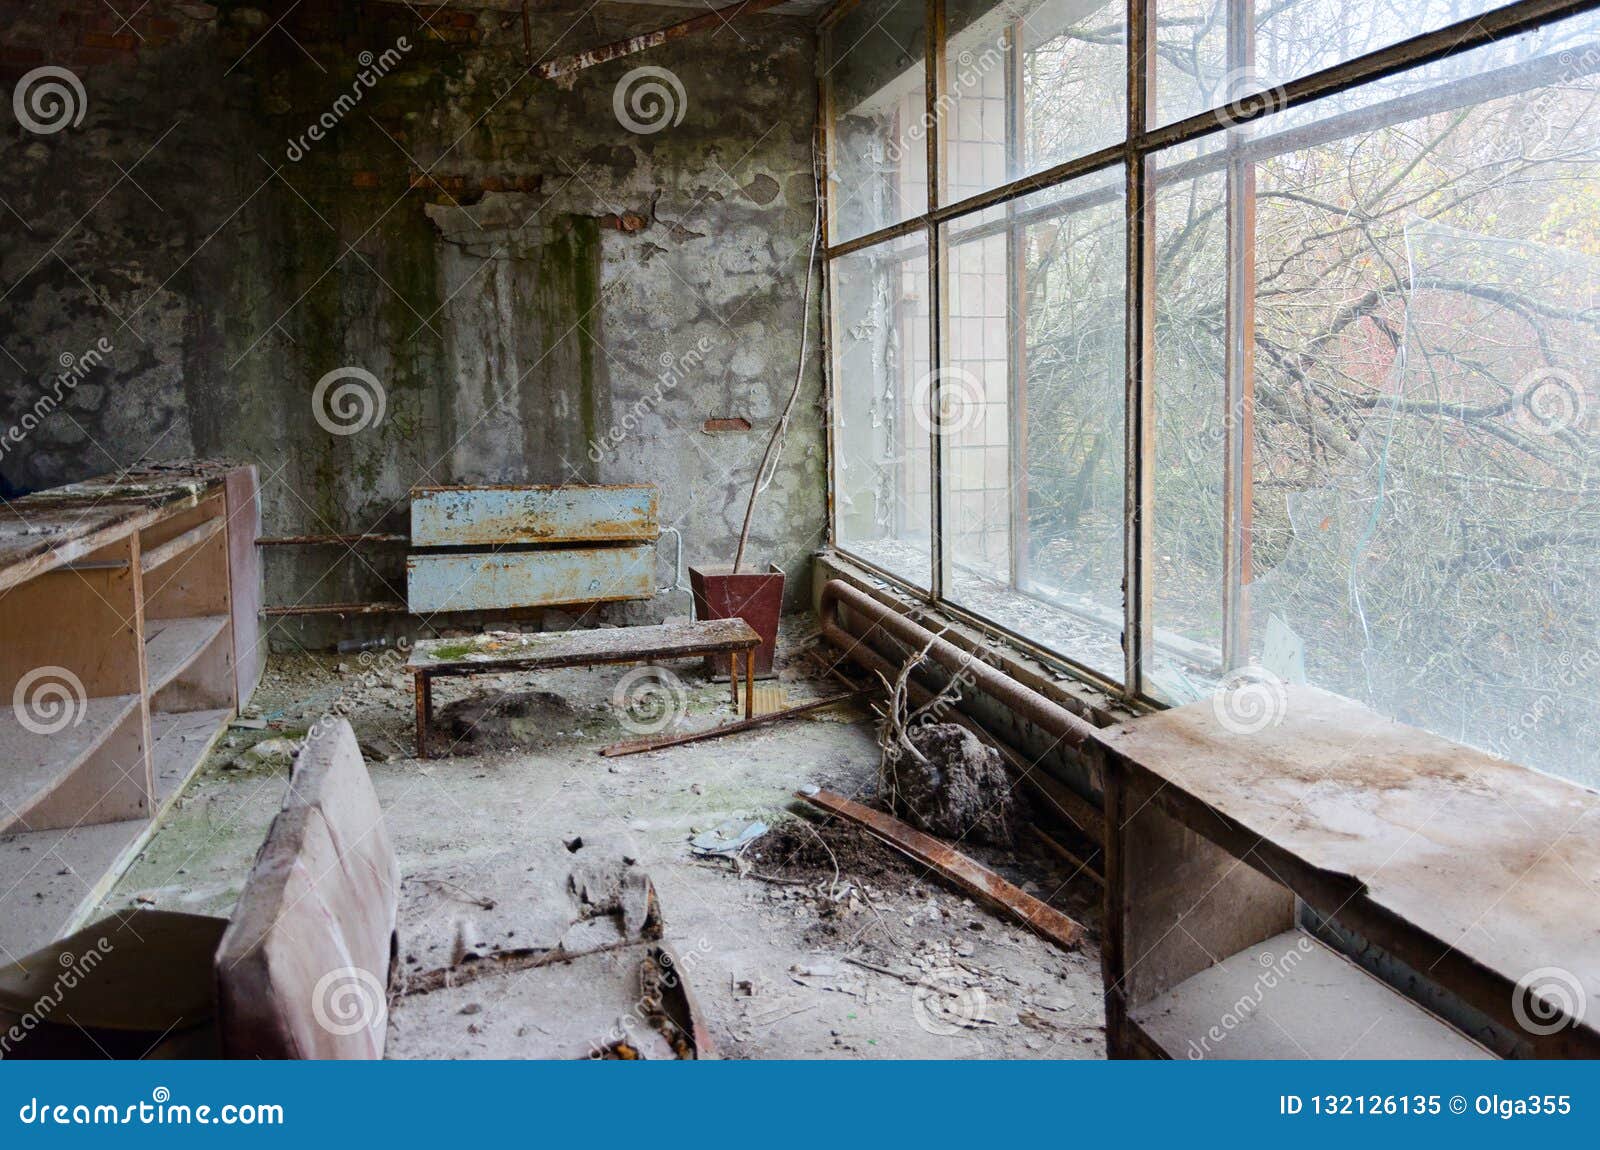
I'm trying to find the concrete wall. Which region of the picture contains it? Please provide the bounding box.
[0,0,825,644]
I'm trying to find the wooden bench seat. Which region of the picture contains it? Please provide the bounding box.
[407,619,761,758]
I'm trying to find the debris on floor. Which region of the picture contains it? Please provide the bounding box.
[389,837,710,1059]
[873,637,1026,846]
[99,615,1105,1060]
[886,722,1025,846]
[690,818,769,856]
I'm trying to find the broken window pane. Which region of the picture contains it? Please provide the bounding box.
[826,0,930,243]
[943,169,1127,682]
[831,234,934,589]
[1151,10,1600,787]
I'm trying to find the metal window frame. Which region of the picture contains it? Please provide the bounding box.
[818,0,1600,704]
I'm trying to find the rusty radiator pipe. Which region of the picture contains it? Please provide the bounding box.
[817,579,1101,752]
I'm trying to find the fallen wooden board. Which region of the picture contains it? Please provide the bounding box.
[214,719,398,1059]
[598,691,864,757]
[797,789,1085,952]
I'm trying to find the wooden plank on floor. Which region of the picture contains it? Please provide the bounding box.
[797,788,1085,952]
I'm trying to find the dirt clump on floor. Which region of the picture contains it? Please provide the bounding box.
[882,722,1025,847]
[438,689,580,751]
[746,818,916,886]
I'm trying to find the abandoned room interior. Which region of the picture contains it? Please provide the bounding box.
[0,0,1597,1068]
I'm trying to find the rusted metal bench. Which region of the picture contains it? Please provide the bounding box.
[408,618,760,759]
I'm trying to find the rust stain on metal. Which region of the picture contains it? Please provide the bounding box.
[797,788,1085,952]
[410,485,658,548]
[256,533,408,547]
[260,601,408,616]
[534,0,790,79]
[407,545,656,612]
[819,579,1100,750]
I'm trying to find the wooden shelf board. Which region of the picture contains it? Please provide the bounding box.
[0,708,233,962]
[144,615,229,695]
[0,818,149,963]
[140,515,224,574]
[151,708,233,807]
[0,694,142,828]
[1130,929,1491,1060]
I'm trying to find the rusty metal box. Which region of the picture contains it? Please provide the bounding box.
[406,545,656,612]
[410,485,658,547]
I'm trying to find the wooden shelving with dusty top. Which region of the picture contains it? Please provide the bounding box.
[1099,684,1600,1060]
[0,462,262,960]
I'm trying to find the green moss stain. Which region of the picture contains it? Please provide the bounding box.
[571,216,601,456]
[534,217,604,475]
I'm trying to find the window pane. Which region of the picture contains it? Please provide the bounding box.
[942,169,1126,681]
[825,0,929,244]
[1151,11,1600,787]
[1152,0,1512,127]
[1149,143,1227,701]
[943,0,1126,203]
[831,235,934,589]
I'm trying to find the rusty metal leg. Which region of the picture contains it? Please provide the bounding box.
[414,671,433,760]
[744,650,754,719]
[728,654,738,708]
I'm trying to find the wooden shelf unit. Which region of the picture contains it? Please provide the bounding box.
[0,462,262,960]
[1099,684,1600,1060]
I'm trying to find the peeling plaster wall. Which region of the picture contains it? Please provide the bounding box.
[0,0,824,645]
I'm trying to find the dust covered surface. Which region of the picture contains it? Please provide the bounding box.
[100,616,1106,1058]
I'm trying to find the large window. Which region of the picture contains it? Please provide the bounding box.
[824,0,1600,789]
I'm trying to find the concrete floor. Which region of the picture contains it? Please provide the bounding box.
[100,620,1105,1059]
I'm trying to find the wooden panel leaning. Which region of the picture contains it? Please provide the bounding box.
[214,719,399,1059]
